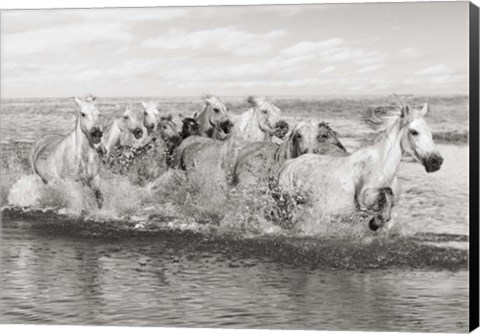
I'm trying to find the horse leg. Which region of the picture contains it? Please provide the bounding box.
[370,187,395,231]
[357,186,396,231]
[89,175,103,209]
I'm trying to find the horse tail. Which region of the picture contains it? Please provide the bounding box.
[29,141,47,184]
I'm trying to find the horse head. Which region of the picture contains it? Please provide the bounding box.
[317,121,347,153]
[180,115,200,139]
[141,101,161,134]
[74,95,103,146]
[399,103,443,173]
[363,102,443,173]
[158,115,182,147]
[281,121,346,159]
[198,95,233,137]
[118,106,146,140]
[247,96,288,139]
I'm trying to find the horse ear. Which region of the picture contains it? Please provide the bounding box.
[74,97,83,107]
[247,96,257,107]
[167,114,173,121]
[141,101,147,109]
[419,103,429,117]
[400,105,410,118]
[178,113,185,120]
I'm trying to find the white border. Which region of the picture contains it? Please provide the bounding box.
[0,1,477,334]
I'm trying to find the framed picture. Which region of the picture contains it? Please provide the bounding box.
[1,1,478,333]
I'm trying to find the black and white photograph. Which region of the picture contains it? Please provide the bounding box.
[0,1,478,333]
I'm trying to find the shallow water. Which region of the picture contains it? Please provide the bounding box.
[0,97,470,331]
[0,218,469,331]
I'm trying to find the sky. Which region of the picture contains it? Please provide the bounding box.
[1,2,470,98]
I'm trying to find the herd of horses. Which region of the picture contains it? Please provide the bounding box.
[29,94,443,231]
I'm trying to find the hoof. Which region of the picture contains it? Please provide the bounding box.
[369,218,381,231]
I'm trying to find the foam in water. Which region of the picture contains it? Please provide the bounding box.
[1,141,416,241]
[7,174,44,207]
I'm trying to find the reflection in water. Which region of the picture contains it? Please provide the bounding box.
[1,221,468,332]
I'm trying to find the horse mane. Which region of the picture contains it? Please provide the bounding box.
[85,94,96,103]
[361,105,403,132]
[247,96,270,107]
[318,121,338,137]
[275,121,308,161]
[105,109,124,130]
[160,115,173,122]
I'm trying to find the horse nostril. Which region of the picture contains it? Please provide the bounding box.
[134,128,144,139]
[369,218,380,231]
[430,155,443,168]
[220,120,233,133]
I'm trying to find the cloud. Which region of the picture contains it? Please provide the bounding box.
[282,38,383,65]
[140,27,286,56]
[282,38,344,57]
[71,8,187,22]
[428,74,466,85]
[319,65,336,74]
[4,22,131,56]
[358,64,385,73]
[416,64,455,76]
[399,47,419,59]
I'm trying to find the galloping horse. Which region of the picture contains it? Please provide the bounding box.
[141,101,161,134]
[195,95,233,139]
[103,115,182,184]
[276,103,443,231]
[173,96,289,185]
[99,105,147,157]
[223,96,289,142]
[231,121,347,187]
[30,95,104,208]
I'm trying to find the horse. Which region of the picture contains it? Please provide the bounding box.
[195,95,233,139]
[103,115,182,184]
[173,96,289,185]
[141,101,161,134]
[275,103,443,231]
[231,121,347,187]
[180,116,201,139]
[98,105,148,157]
[29,95,104,208]
[221,96,289,142]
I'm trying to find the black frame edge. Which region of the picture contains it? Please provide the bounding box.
[470,1,480,333]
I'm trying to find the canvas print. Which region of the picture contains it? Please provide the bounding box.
[0,2,476,332]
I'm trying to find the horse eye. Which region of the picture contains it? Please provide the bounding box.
[81,112,86,117]
[213,108,220,113]
[410,129,419,136]
[262,110,268,114]
[295,133,302,139]
[123,115,128,120]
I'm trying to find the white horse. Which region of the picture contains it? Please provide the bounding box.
[141,101,161,134]
[276,103,443,231]
[30,95,104,208]
[232,121,347,187]
[221,96,289,142]
[99,106,148,157]
[195,95,233,139]
[105,115,182,184]
[174,96,288,177]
